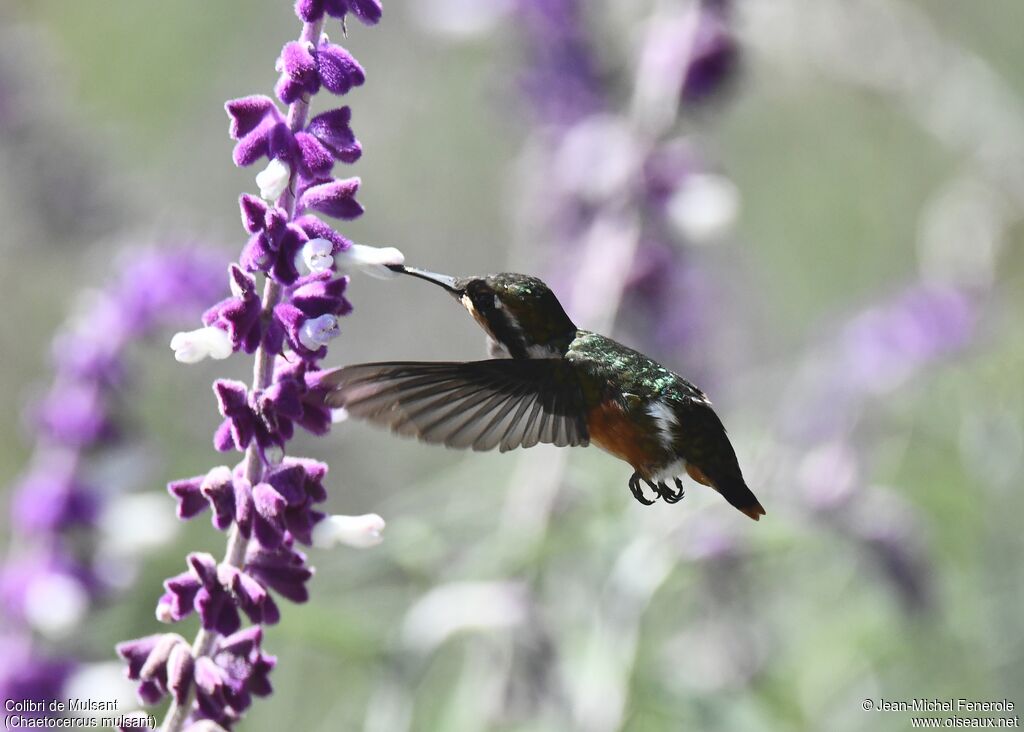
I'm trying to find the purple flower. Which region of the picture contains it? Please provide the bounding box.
[0,638,73,718]
[192,627,276,726]
[244,544,314,604]
[843,284,975,393]
[682,0,738,103]
[295,0,382,25]
[235,195,309,284]
[304,107,362,165]
[116,632,190,704]
[225,96,289,168]
[275,40,365,104]
[1,246,222,718]
[297,176,364,219]
[167,466,237,530]
[213,380,255,453]
[202,267,262,354]
[34,382,116,448]
[12,470,99,532]
[515,0,606,127]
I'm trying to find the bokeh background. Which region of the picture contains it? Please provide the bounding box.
[2,1,1023,730]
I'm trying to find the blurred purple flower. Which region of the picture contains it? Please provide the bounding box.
[682,0,738,103]
[513,0,740,373]
[0,247,224,719]
[515,0,606,127]
[843,284,975,393]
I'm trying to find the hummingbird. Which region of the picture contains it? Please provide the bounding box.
[320,265,765,521]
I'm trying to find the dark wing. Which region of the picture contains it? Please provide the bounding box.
[320,360,590,452]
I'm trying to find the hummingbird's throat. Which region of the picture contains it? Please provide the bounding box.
[461,294,497,340]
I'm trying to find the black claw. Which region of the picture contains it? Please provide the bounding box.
[674,477,686,500]
[656,481,684,504]
[629,472,656,506]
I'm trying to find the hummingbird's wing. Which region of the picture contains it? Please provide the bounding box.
[320,360,590,452]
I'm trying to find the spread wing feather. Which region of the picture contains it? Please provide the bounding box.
[320,360,590,452]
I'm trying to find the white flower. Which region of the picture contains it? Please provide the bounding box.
[557,115,639,202]
[299,238,335,274]
[25,573,89,637]
[312,513,386,549]
[65,663,137,718]
[335,243,405,279]
[256,158,291,201]
[100,493,179,555]
[666,173,740,244]
[298,314,340,350]
[170,326,233,364]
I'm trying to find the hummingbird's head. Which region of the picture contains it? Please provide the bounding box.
[388,265,578,358]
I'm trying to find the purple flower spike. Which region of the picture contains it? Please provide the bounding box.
[118,7,386,729]
[297,176,363,219]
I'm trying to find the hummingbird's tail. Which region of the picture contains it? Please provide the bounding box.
[721,479,766,522]
[686,464,766,521]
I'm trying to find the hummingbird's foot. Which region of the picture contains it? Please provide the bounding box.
[674,476,686,500]
[641,478,681,504]
[654,480,685,504]
[628,472,657,506]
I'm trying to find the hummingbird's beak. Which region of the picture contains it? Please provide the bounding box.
[386,264,463,296]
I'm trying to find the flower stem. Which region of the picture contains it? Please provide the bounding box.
[159,17,325,732]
